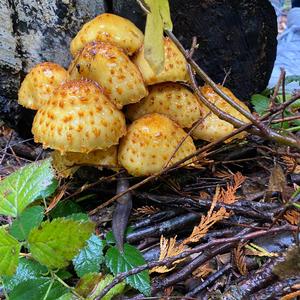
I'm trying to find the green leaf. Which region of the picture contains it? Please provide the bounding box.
[50,200,83,219]
[28,218,94,269]
[10,206,44,241]
[2,258,47,291]
[9,278,68,300]
[56,293,78,300]
[105,227,134,246]
[158,0,173,30]
[105,243,151,296]
[144,0,164,74]
[89,274,125,300]
[0,159,57,217]
[75,272,102,298]
[0,228,21,276]
[285,75,300,84]
[250,94,270,116]
[73,234,105,277]
[66,213,89,222]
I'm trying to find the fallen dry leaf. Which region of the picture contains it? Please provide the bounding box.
[233,243,248,276]
[183,187,231,245]
[151,235,187,274]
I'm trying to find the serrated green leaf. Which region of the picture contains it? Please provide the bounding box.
[0,159,56,217]
[0,228,21,276]
[250,94,270,116]
[285,75,300,84]
[90,274,125,300]
[10,206,44,241]
[9,278,68,300]
[106,227,134,245]
[2,258,47,291]
[105,243,151,296]
[73,234,105,277]
[28,218,94,269]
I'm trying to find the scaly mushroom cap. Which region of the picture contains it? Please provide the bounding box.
[32,79,126,153]
[70,13,144,56]
[132,37,189,85]
[69,42,148,109]
[52,146,118,177]
[192,85,250,142]
[126,83,202,129]
[118,113,196,176]
[18,62,68,110]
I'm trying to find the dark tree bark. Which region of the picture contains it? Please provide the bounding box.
[0,0,277,137]
[0,0,106,136]
[113,0,277,101]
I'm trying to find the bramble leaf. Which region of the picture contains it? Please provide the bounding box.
[105,243,151,296]
[10,206,44,241]
[0,228,21,276]
[28,218,94,269]
[73,234,105,277]
[9,278,67,300]
[250,94,269,116]
[2,258,47,291]
[0,159,57,217]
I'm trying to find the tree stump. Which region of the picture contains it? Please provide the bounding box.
[0,0,277,137]
[113,0,278,100]
[0,0,106,136]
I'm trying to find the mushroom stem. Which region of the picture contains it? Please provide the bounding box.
[112,175,132,252]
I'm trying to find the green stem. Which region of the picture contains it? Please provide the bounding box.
[286,125,300,132]
[51,272,84,300]
[0,276,10,300]
[42,279,54,300]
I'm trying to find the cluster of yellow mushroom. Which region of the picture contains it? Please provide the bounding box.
[18,13,251,177]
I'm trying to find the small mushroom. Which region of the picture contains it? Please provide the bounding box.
[70,13,144,57]
[126,83,202,129]
[32,79,126,153]
[118,113,196,177]
[132,37,189,85]
[69,42,148,109]
[18,62,68,110]
[192,84,251,142]
[51,146,119,178]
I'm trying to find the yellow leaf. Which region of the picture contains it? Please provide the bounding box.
[151,235,186,274]
[159,0,173,30]
[144,0,164,74]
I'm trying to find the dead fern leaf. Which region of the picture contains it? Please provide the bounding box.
[218,172,246,204]
[233,243,248,276]
[151,235,187,274]
[280,290,300,300]
[183,187,231,245]
[133,205,160,216]
[192,262,214,279]
[282,155,297,173]
[284,210,300,225]
[214,170,233,179]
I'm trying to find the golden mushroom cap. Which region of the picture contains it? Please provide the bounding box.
[118,113,196,177]
[52,146,119,177]
[69,42,148,109]
[132,37,189,85]
[192,85,251,142]
[18,62,68,110]
[70,13,144,56]
[32,79,126,153]
[126,83,202,129]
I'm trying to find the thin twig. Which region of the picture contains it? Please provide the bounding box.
[95,224,296,299]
